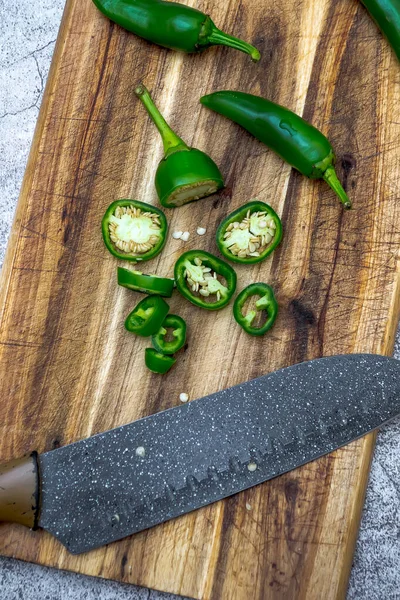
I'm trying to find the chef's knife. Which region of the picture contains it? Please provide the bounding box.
[1,354,400,554]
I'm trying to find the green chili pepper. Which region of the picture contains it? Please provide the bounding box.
[152,314,186,354]
[145,348,177,374]
[200,91,352,209]
[92,0,260,61]
[233,283,278,336]
[125,295,169,336]
[361,0,400,61]
[118,267,174,297]
[217,200,282,264]
[102,199,167,261]
[135,85,224,208]
[174,250,236,310]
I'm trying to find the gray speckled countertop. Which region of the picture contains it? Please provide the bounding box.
[0,2,399,598]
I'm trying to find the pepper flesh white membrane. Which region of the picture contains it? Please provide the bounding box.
[108,205,162,256]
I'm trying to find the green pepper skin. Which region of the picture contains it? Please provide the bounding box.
[174,250,237,311]
[156,148,224,208]
[233,283,278,336]
[217,201,283,265]
[136,85,224,208]
[92,0,260,61]
[152,314,187,354]
[102,199,168,262]
[145,348,177,374]
[125,295,169,337]
[117,267,174,297]
[200,91,351,209]
[361,0,400,61]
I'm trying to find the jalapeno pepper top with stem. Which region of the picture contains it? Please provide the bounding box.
[175,250,237,310]
[152,314,186,354]
[118,267,175,297]
[200,91,352,209]
[102,199,168,261]
[217,201,282,264]
[135,85,224,208]
[92,0,260,61]
[233,283,278,336]
[125,295,170,336]
[361,0,400,61]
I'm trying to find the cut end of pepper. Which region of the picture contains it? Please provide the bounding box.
[323,165,352,210]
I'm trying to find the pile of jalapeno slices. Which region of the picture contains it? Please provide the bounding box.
[102,196,283,375]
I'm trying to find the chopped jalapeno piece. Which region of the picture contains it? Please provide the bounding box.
[118,267,174,297]
[152,314,186,355]
[217,200,283,264]
[233,283,278,336]
[102,199,167,261]
[174,250,237,310]
[145,348,176,374]
[125,295,169,337]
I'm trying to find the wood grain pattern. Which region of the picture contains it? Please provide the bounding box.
[0,0,400,598]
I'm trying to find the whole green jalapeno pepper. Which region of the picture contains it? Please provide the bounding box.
[145,348,176,374]
[217,200,282,264]
[125,295,169,336]
[360,0,400,61]
[174,250,237,310]
[92,0,260,61]
[200,91,352,209]
[135,85,224,208]
[233,283,278,336]
[118,267,175,297]
[102,199,168,261]
[152,314,187,354]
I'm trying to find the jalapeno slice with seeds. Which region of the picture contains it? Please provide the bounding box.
[233,283,278,336]
[118,267,174,297]
[102,199,167,261]
[145,348,177,374]
[125,295,169,337]
[217,201,282,264]
[152,314,187,354]
[174,250,237,310]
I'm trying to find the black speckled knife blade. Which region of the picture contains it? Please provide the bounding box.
[38,354,400,554]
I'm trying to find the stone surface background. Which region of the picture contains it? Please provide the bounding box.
[0,1,399,598]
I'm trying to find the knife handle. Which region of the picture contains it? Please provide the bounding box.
[0,453,40,529]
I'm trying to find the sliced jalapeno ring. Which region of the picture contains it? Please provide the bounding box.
[217,201,283,264]
[145,348,177,374]
[102,199,168,261]
[125,295,169,337]
[118,267,174,297]
[234,283,278,336]
[174,250,237,310]
[152,314,187,355]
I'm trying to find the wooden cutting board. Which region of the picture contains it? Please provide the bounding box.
[1,0,400,597]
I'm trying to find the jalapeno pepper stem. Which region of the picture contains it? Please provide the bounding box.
[206,25,261,62]
[135,84,189,156]
[323,166,352,210]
